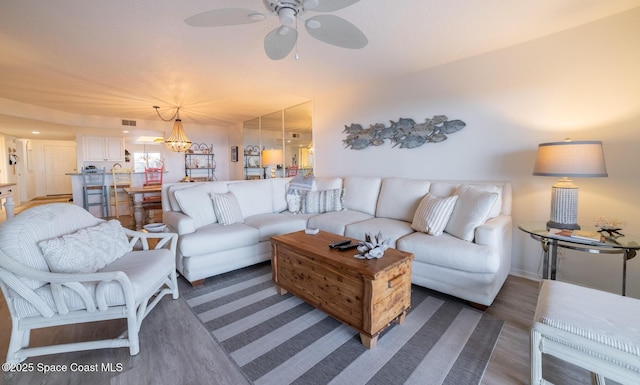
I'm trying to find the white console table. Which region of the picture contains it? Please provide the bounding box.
[0,183,17,219]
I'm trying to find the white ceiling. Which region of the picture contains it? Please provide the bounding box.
[1,0,639,140]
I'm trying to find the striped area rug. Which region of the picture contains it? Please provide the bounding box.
[184,263,504,385]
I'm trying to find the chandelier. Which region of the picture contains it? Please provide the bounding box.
[153,105,192,152]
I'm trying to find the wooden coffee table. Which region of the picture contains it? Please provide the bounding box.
[270,230,413,348]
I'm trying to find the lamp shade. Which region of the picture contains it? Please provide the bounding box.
[533,140,607,177]
[164,119,192,152]
[261,149,283,165]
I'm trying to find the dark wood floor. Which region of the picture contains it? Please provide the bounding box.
[0,203,598,384]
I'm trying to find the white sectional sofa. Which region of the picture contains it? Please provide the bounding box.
[161,176,512,306]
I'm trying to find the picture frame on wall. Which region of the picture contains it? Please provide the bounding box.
[231,146,238,162]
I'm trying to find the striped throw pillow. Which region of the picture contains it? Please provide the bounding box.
[300,188,344,214]
[411,193,458,236]
[210,192,244,225]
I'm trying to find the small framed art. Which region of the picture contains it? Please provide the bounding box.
[231,146,238,162]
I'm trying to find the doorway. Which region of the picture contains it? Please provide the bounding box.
[44,144,76,195]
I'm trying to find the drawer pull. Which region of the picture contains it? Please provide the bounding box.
[388,275,403,289]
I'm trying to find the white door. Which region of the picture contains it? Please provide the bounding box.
[44,145,76,195]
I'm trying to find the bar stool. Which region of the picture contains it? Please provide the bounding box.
[110,168,133,218]
[81,167,109,218]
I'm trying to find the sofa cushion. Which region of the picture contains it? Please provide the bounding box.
[174,184,218,228]
[411,193,458,236]
[343,176,382,215]
[244,213,308,242]
[397,232,499,273]
[38,220,132,274]
[228,179,274,218]
[307,209,373,236]
[211,192,244,225]
[271,177,290,213]
[300,188,344,214]
[313,177,343,191]
[178,223,259,256]
[376,177,431,222]
[345,217,414,248]
[444,185,499,242]
[430,182,503,219]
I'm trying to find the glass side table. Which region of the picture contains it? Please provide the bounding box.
[518,222,640,296]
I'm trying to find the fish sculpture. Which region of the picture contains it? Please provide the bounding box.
[343,115,466,150]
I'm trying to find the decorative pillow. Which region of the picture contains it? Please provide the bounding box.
[39,220,132,274]
[300,189,344,214]
[411,193,458,236]
[174,184,217,228]
[444,185,499,242]
[287,173,315,194]
[287,189,302,213]
[210,192,244,225]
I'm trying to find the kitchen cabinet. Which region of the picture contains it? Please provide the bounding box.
[84,136,124,162]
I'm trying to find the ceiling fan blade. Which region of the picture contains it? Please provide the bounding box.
[264,26,298,60]
[312,0,360,12]
[185,8,265,27]
[305,15,367,49]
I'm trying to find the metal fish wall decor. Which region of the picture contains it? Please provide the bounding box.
[343,115,466,150]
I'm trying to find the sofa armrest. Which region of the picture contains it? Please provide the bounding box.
[475,215,512,248]
[162,210,196,236]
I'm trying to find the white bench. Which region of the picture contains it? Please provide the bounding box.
[532,279,640,384]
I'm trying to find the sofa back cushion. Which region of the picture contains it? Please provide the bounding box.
[314,177,343,191]
[228,179,274,218]
[271,177,289,213]
[376,177,431,222]
[343,176,382,215]
[173,184,218,227]
[166,181,228,212]
[0,203,103,290]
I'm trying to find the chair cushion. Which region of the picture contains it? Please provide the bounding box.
[411,193,458,236]
[38,220,131,274]
[0,203,102,290]
[11,248,174,318]
[535,280,640,358]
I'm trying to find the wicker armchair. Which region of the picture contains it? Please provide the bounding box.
[0,203,179,363]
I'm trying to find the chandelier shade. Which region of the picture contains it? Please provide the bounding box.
[164,119,192,152]
[153,105,192,152]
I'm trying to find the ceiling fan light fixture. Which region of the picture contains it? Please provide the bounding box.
[278,6,297,26]
[305,19,321,29]
[278,26,290,36]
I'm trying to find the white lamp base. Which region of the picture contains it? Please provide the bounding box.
[547,182,580,230]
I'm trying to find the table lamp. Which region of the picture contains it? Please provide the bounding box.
[262,149,283,178]
[533,139,607,230]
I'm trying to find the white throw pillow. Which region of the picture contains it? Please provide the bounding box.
[411,193,458,236]
[174,184,217,227]
[300,189,344,214]
[287,189,302,213]
[211,192,244,225]
[445,185,499,242]
[39,220,132,274]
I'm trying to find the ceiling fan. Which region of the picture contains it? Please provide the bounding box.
[185,0,368,60]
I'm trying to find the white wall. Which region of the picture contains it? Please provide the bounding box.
[313,9,640,297]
